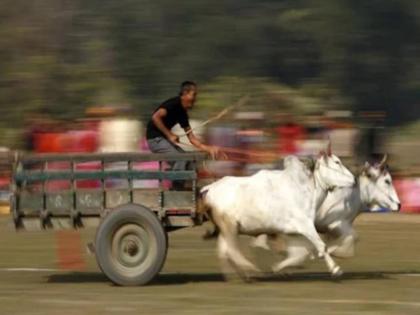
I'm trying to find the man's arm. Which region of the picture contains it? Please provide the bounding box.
[186,130,222,159]
[152,108,179,144]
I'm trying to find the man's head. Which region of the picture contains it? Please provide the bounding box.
[179,81,197,109]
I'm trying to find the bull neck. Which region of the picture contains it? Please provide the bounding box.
[311,172,328,211]
[314,183,328,211]
[357,176,370,211]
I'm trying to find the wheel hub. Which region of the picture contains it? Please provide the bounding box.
[124,239,139,256]
[111,224,150,270]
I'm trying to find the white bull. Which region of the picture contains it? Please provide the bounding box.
[200,149,355,279]
[255,155,401,271]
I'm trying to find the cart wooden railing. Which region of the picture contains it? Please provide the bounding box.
[11,152,207,230]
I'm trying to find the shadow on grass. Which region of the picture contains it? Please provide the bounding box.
[46,270,420,285]
[47,272,109,284]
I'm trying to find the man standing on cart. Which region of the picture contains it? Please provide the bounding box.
[146,81,220,187]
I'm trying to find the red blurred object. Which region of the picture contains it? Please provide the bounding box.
[33,127,100,189]
[394,178,420,213]
[75,161,101,189]
[55,230,86,271]
[34,133,61,153]
[0,177,9,189]
[277,123,305,155]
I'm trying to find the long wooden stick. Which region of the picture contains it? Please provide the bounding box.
[176,95,250,138]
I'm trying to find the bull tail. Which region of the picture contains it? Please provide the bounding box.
[197,188,220,240]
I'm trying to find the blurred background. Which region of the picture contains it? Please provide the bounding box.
[0,0,420,212]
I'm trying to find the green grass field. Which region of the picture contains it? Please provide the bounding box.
[0,213,420,315]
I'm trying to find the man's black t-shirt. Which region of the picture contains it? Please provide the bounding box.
[146,96,190,140]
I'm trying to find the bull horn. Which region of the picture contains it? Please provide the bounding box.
[327,138,332,156]
[379,154,388,169]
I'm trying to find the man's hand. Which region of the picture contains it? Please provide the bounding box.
[168,133,179,144]
[186,131,227,159]
[206,145,226,160]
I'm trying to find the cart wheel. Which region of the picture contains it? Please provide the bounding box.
[95,203,167,286]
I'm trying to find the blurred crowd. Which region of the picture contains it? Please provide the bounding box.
[203,110,388,176]
[23,106,140,154]
[19,106,389,173]
[0,105,419,213]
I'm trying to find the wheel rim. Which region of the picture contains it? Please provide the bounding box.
[110,223,157,277]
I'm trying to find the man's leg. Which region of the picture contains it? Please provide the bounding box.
[147,137,188,189]
[147,137,188,169]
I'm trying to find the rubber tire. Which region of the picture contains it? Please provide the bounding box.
[95,203,167,286]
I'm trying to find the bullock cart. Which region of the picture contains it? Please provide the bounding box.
[7,151,207,286]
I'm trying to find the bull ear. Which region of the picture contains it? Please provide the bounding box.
[362,161,371,175]
[319,150,326,158]
[362,161,370,174]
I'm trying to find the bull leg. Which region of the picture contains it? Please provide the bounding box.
[296,220,342,276]
[215,215,260,277]
[217,235,235,276]
[224,232,260,274]
[325,220,354,256]
[252,234,286,252]
[272,235,311,273]
[329,234,355,258]
[326,222,357,258]
[251,234,271,250]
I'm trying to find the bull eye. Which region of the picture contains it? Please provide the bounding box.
[385,179,391,185]
[335,161,340,165]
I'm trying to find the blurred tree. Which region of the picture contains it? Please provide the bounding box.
[1,0,420,142]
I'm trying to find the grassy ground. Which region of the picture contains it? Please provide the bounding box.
[0,213,420,315]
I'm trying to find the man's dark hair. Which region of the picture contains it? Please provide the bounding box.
[179,81,197,96]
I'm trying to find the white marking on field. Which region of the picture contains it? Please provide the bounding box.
[37,299,98,305]
[34,295,420,309]
[106,306,136,312]
[398,273,420,277]
[274,297,420,308]
[0,268,59,272]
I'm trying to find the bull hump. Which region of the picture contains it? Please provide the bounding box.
[283,155,299,168]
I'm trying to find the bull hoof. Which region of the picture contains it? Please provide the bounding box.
[242,274,256,283]
[271,265,281,274]
[222,272,243,283]
[226,271,257,283]
[272,265,288,274]
[331,266,343,279]
[223,259,260,283]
